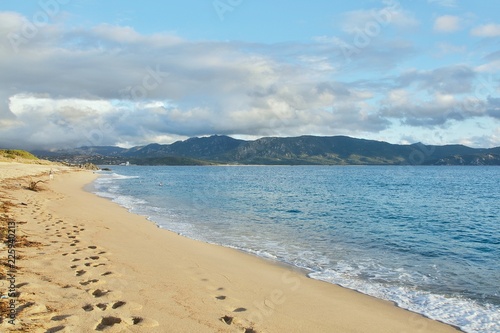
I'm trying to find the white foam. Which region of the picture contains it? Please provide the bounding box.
[93,174,146,211]
[96,172,140,181]
[309,269,500,333]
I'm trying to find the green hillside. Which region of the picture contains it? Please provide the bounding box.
[31,135,500,166]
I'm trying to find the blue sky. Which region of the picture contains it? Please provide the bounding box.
[0,0,499,149]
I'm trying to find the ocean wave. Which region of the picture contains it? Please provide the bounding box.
[96,172,140,180]
[309,269,500,333]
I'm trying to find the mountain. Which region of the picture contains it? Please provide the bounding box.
[121,135,245,160]
[226,136,410,165]
[31,135,500,166]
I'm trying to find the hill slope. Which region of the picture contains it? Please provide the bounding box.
[31,135,500,166]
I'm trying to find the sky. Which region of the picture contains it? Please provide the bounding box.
[0,0,499,150]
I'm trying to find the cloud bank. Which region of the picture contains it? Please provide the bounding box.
[0,10,498,149]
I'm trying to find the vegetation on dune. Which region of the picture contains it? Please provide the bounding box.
[0,149,55,165]
[0,149,39,160]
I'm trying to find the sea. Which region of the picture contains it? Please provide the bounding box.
[91,165,500,333]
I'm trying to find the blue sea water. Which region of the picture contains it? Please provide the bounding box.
[92,165,500,333]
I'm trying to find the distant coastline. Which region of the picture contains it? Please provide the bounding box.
[31,134,500,166]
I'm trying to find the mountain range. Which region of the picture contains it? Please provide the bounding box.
[31,135,500,166]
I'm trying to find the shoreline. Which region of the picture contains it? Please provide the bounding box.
[0,166,462,332]
[90,172,467,333]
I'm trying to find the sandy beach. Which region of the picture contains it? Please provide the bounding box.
[0,164,461,333]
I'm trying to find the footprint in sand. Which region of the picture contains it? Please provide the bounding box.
[83,301,127,312]
[220,316,257,333]
[96,303,108,310]
[95,316,122,331]
[80,279,100,286]
[76,270,86,276]
[94,316,155,331]
[221,315,233,325]
[84,261,106,268]
[112,301,126,309]
[82,304,94,312]
[233,307,247,313]
[81,299,156,331]
[91,289,110,298]
[17,301,35,313]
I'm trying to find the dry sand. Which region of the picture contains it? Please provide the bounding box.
[0,162,71,181]
[0,164,462,332]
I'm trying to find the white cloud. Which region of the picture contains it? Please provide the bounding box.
[1,12,398,150]
[380,65,500,128]
[434,15,461,33]
[391,13,420,29]
[476,59,500,73]
[397,65,477,94]
[380,87,491,127]
[470,23,500,37]
[427,0,457,7]
[298,56,336,72]
[340,6,419,34]
[0,11,497,149]
[0,11,25,32]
